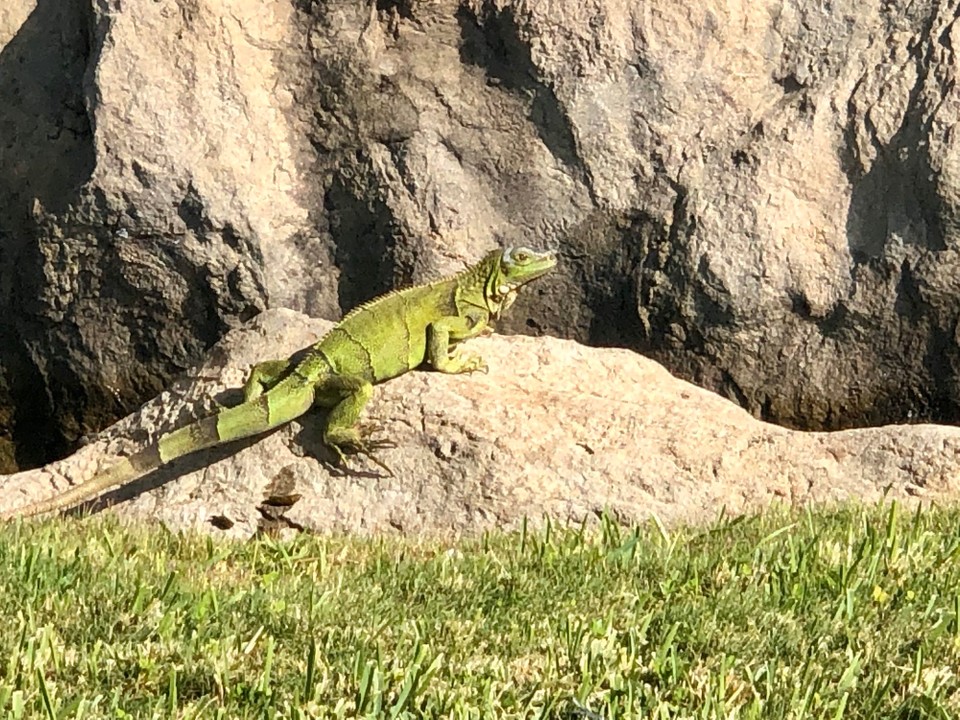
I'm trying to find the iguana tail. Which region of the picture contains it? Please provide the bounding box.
[2,380,316,519]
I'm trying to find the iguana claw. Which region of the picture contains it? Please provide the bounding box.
[327,433,396,477]
[352,442,396,477]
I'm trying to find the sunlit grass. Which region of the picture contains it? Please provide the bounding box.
[1,502,959,718]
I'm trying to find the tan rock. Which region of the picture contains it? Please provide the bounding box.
[1,309,955,537]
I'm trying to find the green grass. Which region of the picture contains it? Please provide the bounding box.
[1,503,960,718]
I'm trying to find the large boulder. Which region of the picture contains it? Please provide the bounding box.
[1,309,957,537]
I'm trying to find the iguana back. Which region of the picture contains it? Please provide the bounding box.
[311,277,468,383]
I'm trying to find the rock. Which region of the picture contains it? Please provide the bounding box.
[1,308,957,538]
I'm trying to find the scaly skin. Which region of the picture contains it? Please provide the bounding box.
[1,246,557,519]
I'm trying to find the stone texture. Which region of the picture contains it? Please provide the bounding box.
[1,309,958,538]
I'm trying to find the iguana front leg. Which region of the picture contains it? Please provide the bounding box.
[427,310,490,373]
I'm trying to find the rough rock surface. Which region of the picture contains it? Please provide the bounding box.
[1,309,958,538]
[2,0,960,473]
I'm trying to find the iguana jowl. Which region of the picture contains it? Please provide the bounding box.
[2,246,556,519]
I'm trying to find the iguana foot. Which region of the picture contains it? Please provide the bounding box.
[325,427,396,477]
[352,441,396,477]
[465,353,489,374]
[441,350,488,374]
[327,440,396,477]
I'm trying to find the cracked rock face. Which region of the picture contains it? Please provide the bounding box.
[2,309,958,538]
[2,0,960,473]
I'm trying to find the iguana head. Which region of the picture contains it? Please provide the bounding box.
[484,246,557,316]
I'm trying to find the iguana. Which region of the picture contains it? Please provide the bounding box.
[1,246,556,519]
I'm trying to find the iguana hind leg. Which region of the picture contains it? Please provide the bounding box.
[206,359,290,412]
[427,312,490,374]
[243,359,292,401]
[315,376,395,476]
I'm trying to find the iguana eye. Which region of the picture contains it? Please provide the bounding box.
[514,251,529,262]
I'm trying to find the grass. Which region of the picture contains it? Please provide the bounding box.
[1,502,959,718]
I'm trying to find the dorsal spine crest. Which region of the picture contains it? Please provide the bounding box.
[323,252,495,333]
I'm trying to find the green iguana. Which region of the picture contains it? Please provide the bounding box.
[0,246,556,519]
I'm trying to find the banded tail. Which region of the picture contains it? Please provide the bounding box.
[1,378,316,519]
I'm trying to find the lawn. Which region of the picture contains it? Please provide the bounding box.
[0,502,958,718]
